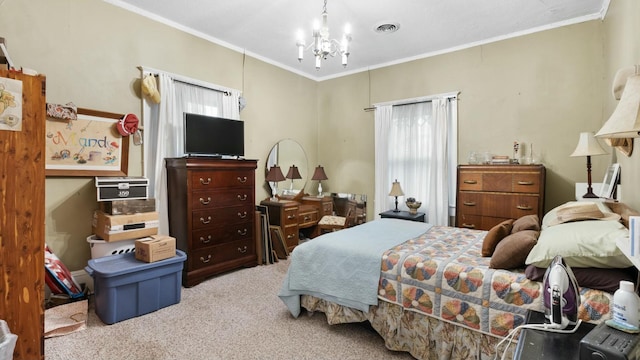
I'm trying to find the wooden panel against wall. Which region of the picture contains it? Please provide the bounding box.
[0,70,46,360]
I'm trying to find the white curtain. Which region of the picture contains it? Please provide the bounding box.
[373,94,458,226]
[140,67,240,234]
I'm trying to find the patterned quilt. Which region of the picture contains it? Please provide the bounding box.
[377,225,613,337]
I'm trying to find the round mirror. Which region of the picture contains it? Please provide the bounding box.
[266,139,308,196]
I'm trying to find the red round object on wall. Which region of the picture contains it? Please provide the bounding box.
[117,113,139,136]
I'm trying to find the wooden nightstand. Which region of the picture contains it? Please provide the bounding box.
[379,210,425,222]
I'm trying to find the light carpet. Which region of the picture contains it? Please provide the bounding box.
[45,259,415,360]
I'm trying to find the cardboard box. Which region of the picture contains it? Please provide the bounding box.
[95,177,149,202]
[135,235,176,263]
[85,250,186,324]
[99,198,156,215]
[92,210,159,242]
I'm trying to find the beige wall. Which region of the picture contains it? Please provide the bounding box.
[1,0,638,271]
[319,21,607,215]
[0,0,317,270]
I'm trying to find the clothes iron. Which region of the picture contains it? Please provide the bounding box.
[542,255,580,330]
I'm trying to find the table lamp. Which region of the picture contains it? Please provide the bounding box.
[570,132,607,198]
[286,165,302,191]
[266,165,286,201]
[389,179,404,212]
[312,165,328,197]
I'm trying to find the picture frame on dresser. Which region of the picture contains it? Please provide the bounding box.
[599,163,620,199]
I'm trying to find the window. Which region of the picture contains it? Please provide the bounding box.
[374,93,458,225]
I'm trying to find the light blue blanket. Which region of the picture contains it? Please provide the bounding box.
[278,218,432,317]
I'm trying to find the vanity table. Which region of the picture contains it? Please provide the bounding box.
[263,139,368,251]
[260,195,333,252]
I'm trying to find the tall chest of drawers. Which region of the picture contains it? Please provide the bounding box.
[166,157,258,287]
[455,164,545,231]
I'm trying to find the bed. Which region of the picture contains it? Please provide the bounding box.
[278,201,638,360]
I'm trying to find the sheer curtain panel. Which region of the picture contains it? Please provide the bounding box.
[373,93,458,226]
[140,67,240,234]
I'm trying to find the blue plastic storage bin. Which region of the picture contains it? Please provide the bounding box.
[85,250,186,325]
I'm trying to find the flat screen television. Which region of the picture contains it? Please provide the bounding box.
[183,113,244,157]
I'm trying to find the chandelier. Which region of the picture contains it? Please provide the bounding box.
[296,0,351,70]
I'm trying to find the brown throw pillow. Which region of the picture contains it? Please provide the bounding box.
[511,214,540,233]
[481,219,515,257]
[490,230,539,269]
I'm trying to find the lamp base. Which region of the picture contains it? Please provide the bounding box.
[582,191,599,199]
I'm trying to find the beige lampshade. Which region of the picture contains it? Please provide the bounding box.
[286,165,302,180]
[266,165,286,182]
[596,73,640,138]
[311,166,328,181]
[570,132,607,157]
[388,180,404,197]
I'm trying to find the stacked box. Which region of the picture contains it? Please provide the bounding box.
[95,177,149,202]
[92,211,159,242]
[99,199,156,215]
[91,177,165,258]
[135,235,176,263]
[85,250,186,325]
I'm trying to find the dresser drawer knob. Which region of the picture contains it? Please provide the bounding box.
[200,177,211,185]
[237,176,247,183]
[461,223,476,229]
[237,228,248,236]
[517,205,533,211]
[287,215,296,220]
[199,197,211,205]
[517,181,534,186]
[237,194,248,201]
[199,235,212,244]
[200,216,212,224]
[304,216,311,221]
[237,246,248,253]
[237,211,248,218]
[463,201,476,206]
[200,254,212,263]
[287,234,295,239]
[463,180,477,184]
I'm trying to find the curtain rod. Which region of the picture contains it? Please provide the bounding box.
[138,65,237,96]
[364,91,460,112]
[173,78,231,96]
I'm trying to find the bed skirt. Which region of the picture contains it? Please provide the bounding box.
[301,295,515,360]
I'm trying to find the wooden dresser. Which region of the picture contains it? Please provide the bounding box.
[455,164,545,231]
[260,195,332,252]
[166,157,258,287]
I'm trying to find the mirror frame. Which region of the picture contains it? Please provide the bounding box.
[266,139,308,196]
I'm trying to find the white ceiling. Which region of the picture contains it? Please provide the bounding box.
[107,0,609,81]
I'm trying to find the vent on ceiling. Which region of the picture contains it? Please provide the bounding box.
[375,23,400,34]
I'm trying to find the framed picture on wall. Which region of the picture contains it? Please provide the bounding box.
[45,108,129,177]
[599,163,620,199]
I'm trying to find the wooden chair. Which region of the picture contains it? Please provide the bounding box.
[317,208,355,234]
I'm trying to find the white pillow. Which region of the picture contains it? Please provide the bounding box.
[541,201,616,229]
[525,219,631,268]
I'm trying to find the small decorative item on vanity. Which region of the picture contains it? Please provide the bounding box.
[405,197,421,215]
[312,165,328,197]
